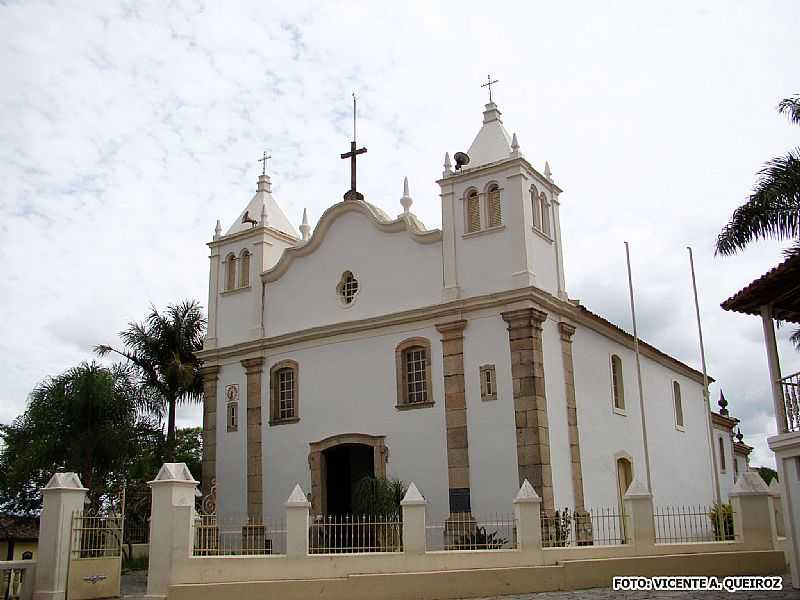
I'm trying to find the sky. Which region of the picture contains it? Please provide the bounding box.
[1,1,798,470]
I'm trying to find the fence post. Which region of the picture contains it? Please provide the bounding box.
[513,479,542,555]
[401,482,427,554]
[145,463,198,600]
[285,484,310,558]
[730,471,773,550]
[623,479,655,553]
[32,473,87,600]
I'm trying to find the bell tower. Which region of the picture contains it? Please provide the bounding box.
[438,96,566,302]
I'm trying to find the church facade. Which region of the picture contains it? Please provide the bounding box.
[197,100,718,524]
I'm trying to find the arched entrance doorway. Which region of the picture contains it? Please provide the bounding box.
[308,433,388,516]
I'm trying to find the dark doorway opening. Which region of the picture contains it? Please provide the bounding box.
[323,443,375,515]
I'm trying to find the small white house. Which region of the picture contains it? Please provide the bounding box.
[198,100,721,525]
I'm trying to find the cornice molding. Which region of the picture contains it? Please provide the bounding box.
[208,225,296,248]
[437,157,563,195]
[261,200,442,284]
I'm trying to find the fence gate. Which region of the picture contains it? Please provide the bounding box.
[67,493,123,600]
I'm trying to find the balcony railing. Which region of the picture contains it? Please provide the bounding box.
[781,370,800,433]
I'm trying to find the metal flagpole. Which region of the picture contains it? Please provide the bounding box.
[625,242,653,494]
[687,246,722,505]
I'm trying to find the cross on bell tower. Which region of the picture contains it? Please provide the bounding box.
[481,74,499,104]
[341,93,367,201]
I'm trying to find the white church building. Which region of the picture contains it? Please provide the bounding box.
[197,99,719,525]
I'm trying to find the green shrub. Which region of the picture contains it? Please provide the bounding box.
[708,503,735,541]
[352,476,407,518]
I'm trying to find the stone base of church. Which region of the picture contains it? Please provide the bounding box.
[167,550,786,600]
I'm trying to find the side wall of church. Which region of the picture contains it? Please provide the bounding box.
[214,361,248,518]
[571,326,714,509]
[714,425,736,501]
[461,312,519,520]
[263,210,442,337]
[257,324,451,522]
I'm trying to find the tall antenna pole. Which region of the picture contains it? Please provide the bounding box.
[688,246,722,505]
[625,242,653,493]
[352,93,357,143]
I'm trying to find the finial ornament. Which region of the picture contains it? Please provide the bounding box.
[510,132,520,157]
[258,150,272,176]
[481,74,499,104]
[443,152,453,177]
[718,390,729,416]
[341,93,367,200]
[544,161,552,181]
[736,428,744,443]
[400,176,413,214]
[214,219,222,239]
[300,208,311,241]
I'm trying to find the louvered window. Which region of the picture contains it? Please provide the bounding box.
[487,185,502,227]
[239,249,251,288]
[540,192,551,236]
[466,191,480,232]
[225,254,237,291]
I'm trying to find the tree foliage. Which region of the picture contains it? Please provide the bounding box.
[716,95,800,257]
[96,300,206,460]
[0,362,155,513]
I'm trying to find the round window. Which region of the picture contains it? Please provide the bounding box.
[337,271,359,305]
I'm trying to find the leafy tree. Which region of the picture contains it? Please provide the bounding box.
[0,362,156,513]
[716,95,800,258]
[756,466,778,486]
[96,300,206,461]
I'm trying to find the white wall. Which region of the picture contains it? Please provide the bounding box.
[257,325,450,523]
[541,317,574,510]
[461,313,518,519]
[715,426,735,501]
[572,325,714,510]
[215,362,247,520]
[264,211,442,337]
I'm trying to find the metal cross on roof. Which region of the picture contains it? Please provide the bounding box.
[341,93,366,201]
[481,74,499,103]
[258,150,271,176]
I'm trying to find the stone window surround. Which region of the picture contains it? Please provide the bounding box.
[673,380,685,431]
[238,248,251,288]
[479,364,497,401]
[610,353,626,414]
[222,250,253,294]
[308,433,388,516]
[336,270,360,307]
[461,182,504,237]
[269,359,300,425]
[395,337,434,410]
[226,400,238,432]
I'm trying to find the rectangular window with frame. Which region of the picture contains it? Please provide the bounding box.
[406,348,428,404]
[718,436,726,472]
[278,369,295,420]
[487,187,502,228]
[226,402,238,432]
[466,192,481,233]
[611,354,625,411]
[480,364,497,401]
[673,381,684,429]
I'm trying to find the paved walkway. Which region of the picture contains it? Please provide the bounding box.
[121,572,798,599]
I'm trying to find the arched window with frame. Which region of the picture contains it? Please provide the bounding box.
[238,248,251,288]
[395,337,433,409]
[673,381,684,428]
[540,192,551,236]
[224,253,237,291]
[611,354,625,411]
[270,360,300,424]
[486,183,502,228]
[530,185,541,230]
[466,189,481,233]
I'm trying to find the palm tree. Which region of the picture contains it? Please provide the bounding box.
[0,362,151,511]
[715,95,800,256]
[96,300,207,461]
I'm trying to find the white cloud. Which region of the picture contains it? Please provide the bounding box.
[1,0,798,467]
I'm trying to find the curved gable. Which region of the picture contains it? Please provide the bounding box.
[262,200,443,337]
[262,200,441,283]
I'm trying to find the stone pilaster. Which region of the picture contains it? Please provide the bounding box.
[435,320,471,513]
[558,322,585,512]
[241,357,265,519]
[501,308,554,513]
[199,365,221,498]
